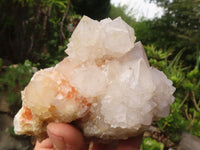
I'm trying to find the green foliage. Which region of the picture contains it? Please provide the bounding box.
[141,137,164,150]
[0,0,74,64]
[145,45,172,60]
[9,126,16,136]
[35,33,69,68]
[45,0,68,11]
[157,100,190,142]
[109,4,136,25]
[147,0,200,66]
[0,60,37,115]
[72,0,111,20]
[0,58,3,68]
[145,45,200,142]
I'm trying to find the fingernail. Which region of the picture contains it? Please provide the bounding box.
[47,129,66,150]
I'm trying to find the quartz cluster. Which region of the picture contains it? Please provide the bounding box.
[14,16,175,140]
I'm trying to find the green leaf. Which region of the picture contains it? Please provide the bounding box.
[141,137,164,150]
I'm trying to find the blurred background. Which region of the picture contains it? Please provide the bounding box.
[0,0,200,149]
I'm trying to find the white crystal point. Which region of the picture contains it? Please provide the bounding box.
[150,67,176,118]
[66,16,101,62]
[65,16,136,63]
[125,41,150,67]
[100,17,136,57]
[14,16,175,141]
[14,108,25,135]
[101,58,155,129]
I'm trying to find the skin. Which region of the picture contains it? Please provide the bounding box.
[34,123,143,150]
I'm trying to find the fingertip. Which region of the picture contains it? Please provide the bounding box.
[34,138,53,149]
[47,123,88,150]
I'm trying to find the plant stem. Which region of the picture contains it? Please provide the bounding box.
[60,0,71,42]
[185,107,191,120]
[181,91,189,106]
[192,91,200,111]
[188,110,196,129]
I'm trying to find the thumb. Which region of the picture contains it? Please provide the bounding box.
[47,123,88,150]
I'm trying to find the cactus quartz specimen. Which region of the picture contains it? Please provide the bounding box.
[14,16,175,141]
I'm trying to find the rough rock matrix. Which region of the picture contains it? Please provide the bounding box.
[14,16,175,141]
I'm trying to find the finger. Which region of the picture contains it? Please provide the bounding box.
[116,134,143,150]
[34,138,53,150]
[47,123,88,150]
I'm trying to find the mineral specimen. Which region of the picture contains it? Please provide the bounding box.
[14,16,175,141]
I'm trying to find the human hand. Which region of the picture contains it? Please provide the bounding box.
[34,123,143,150]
